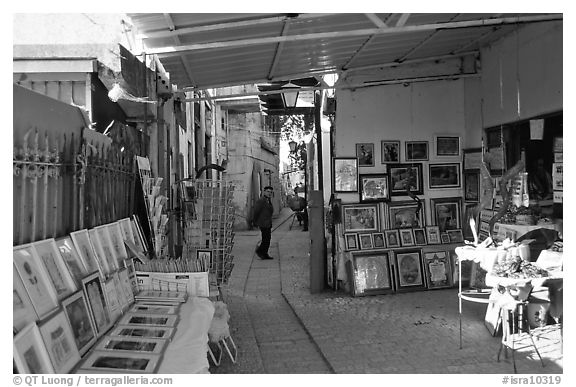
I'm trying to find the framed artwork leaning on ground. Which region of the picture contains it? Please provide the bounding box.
[55,236,89,285]
[79,350,162,373]
[350,250,394,296]
[13,264,38,332]
[94,336,168,355]
[61,290,98,356]
[37,309,81,373]
[422,251,453,289]
[31,238,78,301]
[393,249,426,292]
[109,325,175,340]
[82,273,112,337]
[70,229,102,276]
[13,322,55,374]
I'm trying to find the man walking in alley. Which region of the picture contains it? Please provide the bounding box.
[251,186,274,259]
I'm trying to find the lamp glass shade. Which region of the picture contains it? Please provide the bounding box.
[281,82,300,108]
[288,140,298,153]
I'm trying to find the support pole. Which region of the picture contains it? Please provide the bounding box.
[309,190,325,293]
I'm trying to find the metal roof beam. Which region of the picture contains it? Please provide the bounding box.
[163,13,198,87]
[343,14,394,70]
[395,14,411,27]
[267,21,290,80]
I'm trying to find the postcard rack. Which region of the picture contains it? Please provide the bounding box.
[181,179,236,287]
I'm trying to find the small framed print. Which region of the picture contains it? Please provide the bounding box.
[13,264,39,332]
[389,163,424,195]
[103,277,122,323]
[344,233,359,251]
[342,204,379,233]
[381,141,400,163]
[90,227,117,274]
[358,234,374,250]
[384,230,401,248]
[464,171,480,201]
[388,200,425,229]
[405,141,428,161]
[109,325,175,340]
[425,226,441,245]
[359,174,389,202]
[435,136,460,156]
[118,312,178,328]
[356,143,375,166]
[393,249,426,291]
[55,236,88,284]
[61,291,98,355]
[31,238,78,301]
[372,232,386,248]
[79,350,161,373]
[129,303,179,315]
[82,272,112,336]
[431,197,462,232]
[399,229,415,247]
[440,233,451,244]
[119,218,136,245]
[105,222,130,265]
[38,309,81,373]
[70,229,102,275]
[428,163,461,189]
[413,228,427,245]
[197,249,212,269]
[447,229,464,243]
[95,336,167,355]
[13,323,55,374]
[350,250,394,296]
[333,157,359,193]
[423,251,453,289]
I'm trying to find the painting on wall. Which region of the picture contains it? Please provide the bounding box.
[381,141,400,163]
[333,157,358,193]
[435,136,460,156]
[431,197,462,233]
[359,174,389,202]
[405,141,429,161]
[388,201,426,229]
[388,163,423,195]
[429,163,461,189]
[342,204,379,233]
[356,143,375,166]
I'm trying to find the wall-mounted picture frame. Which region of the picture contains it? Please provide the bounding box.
[350,250,394,296]
[13,322,55,374]
[31,238,78,301]
[440,233,451,244]
[358,233,374,250]
[435,136,460,156]
[55,236,88,284]
[70,229,101,276]
[423,251,453,289]
[333,157,359,193]
[388,200,426,229]
[463,147,482,171]
[38,309,81,373]
[431,197,462,233]
[81,272,112,336]
[425,226,441,245]
[13,244,59,320]
[429,163,461,189]
[405,141,429,161]
[344,233,359,251]
[399,228,415,247]
[79,350,162,373]
[372,232,386,248]
[109,325,175,340]
[388,163,424,196]
[359,173,389,202]
[381,140,400,163]
[61,290,97,356]
[384,230,401,248]
[118,312,179,328]
[464,171,480,201]
[94,336,168,355]
[342,203,379,233]
[447,229,464,243]
[413,228,427,245]
[393,249,426,291]
[13,264,39,332]
[356,143,375,166]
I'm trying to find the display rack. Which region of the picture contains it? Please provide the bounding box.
[181,178,236,287]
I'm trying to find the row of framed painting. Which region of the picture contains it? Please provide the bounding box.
[344,227,464,251]
[348,248,457,297]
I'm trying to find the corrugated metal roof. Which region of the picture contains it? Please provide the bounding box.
[126,13,562,91]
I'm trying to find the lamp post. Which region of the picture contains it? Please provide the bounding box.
[281,81,300,109]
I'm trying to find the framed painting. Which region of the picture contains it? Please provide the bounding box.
[38,309,81,373]
[31,238,77,300]
[103,277,122,324]
[79,350,161,373]
[13,264,39,332]
[447,229,464,243]
[94,336,167,355]
[81,272,112,336]
[425,226,441,245]
[350,250,394,296]
[118,268,135,307]
[129,303,179,315]
[431,197,462,233]
[356,143,375,166]
[463,147,483,171]
[441,233,451,244]
[109,325,175,340]
[358,233,374,250]
[435,135,460,156]
[381,141,400,163]
[118,217,136,245]
[429,163,461,189]
[342,204,379,233]
[413,228,427,246]
[388,163,424,196]
[90,226,117,274]
[393,249,426,292]
[105,222,129,265]
[422,251,453,289]
[344,233,359,251]
[372,232,386,249]
[55,236,88,284]
[399,229,415,247]
[384,230,401,248]
[197,249,213,269]
[464,171,480,201]
[61,291,98,355]
[129,219,146,254]
[13,322,55,374]
[118,312,178,328]
[13,244,59,320]
[70,229,102,276]
[388,200,425,228]
[405,141,428,161]
[333,157,358,193]
[359,173,389,202]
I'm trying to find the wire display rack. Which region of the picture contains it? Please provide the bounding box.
[181,179,236,287]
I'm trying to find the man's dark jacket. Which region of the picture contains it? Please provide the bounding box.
[252,197,273,228]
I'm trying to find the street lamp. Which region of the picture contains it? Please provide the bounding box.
[288,140,298,153]
[281,81,300,109]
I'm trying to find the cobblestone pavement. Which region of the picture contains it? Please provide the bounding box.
[213,208,564,375]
